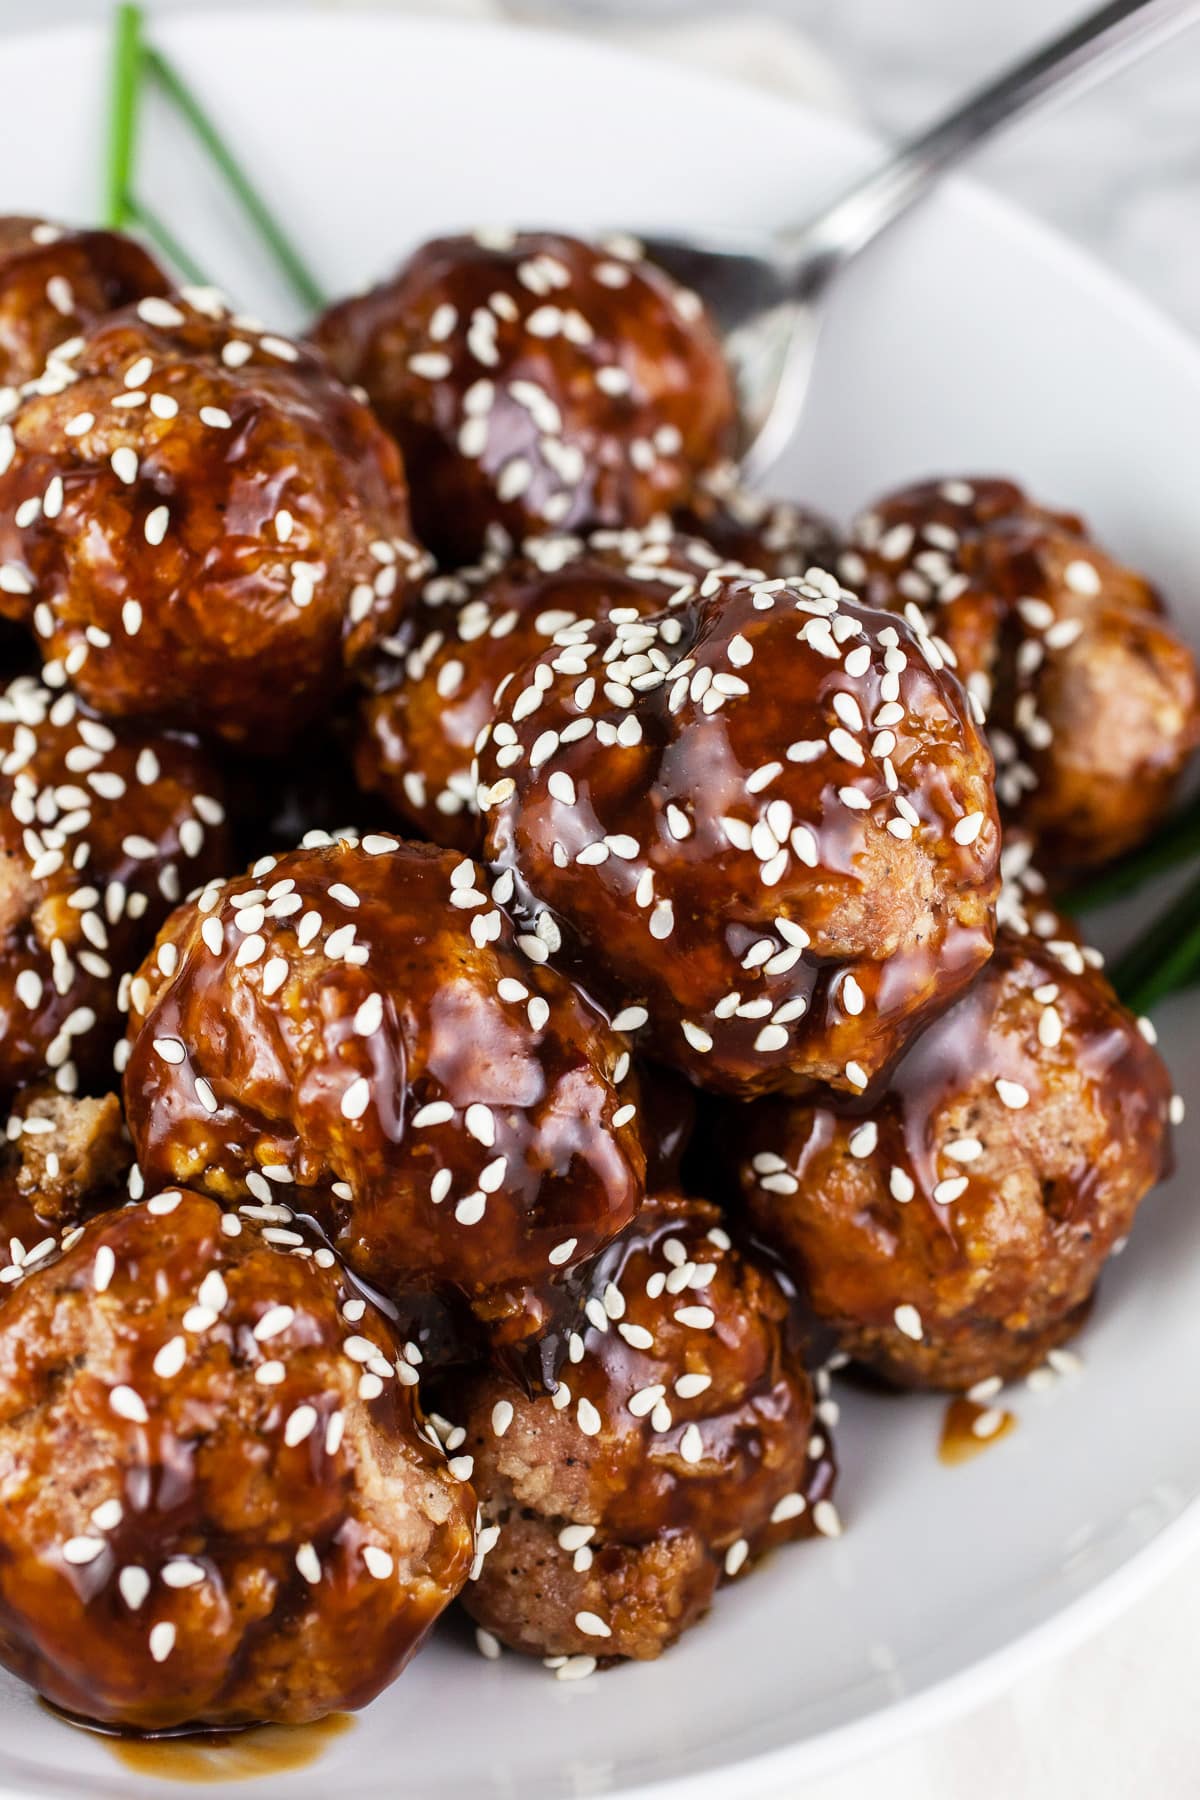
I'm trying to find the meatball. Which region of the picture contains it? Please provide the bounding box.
[841,477,1200,870]
[674,464,839,579]
[0,217,167,388]
[0,293,428,747]
[0,1189,474,1731]
[122,835,645,1332]
[736,917,1175,1389]
[0,675,228,1097]
[453,1192,835,1666]
[354,521,753,853]
[313,231,736,561]
[478,566,1001,1097]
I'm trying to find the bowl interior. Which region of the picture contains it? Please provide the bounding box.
[0,13,1197,1799]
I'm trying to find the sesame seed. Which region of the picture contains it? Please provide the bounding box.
[110,1385,148,1423]
[144,505,169,546]
[341,1077,371,1121]
[576,1397,601,1436]
[253,1304,295,1341]
[118,1566,150,1610]
[813,1500,842,1538]
[148,1622,176,1663]
[574,1611,612,1639]
[995,1078,1030,1109]
[295,1543,321,1584]
[893,1303,923,1341]
[152,1336,187,1379]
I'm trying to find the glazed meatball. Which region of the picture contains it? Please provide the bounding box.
[478,566,1001,1097]
[355,521,752,853]
[841,477,1200,870]
[674,464,839,579]
[0,675,228,1096]
[0,294,428,747]
[122,836,645,1332]
[453,1192,835,1666]
[736,917,1175,1390]
[0,217,167,388]
[313,231,736,561]
[0,1189,474,1731]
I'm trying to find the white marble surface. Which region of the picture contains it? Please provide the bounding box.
[1,4,1198,1798]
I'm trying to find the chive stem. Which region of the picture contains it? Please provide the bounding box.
[124,195,212,287]
[1109,865,1200,1017]
[142,46,326,312]
[1064,791,1200,915]
[105,4,144,229]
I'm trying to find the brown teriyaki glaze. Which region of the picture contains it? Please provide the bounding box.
[479,566,1001,1097]
[354,519,758,854]
[313,231,737,562]
[0,294,428,747]
[121,836,646,1335]
[738,915,1176,1390]
[0,675,229,1097]
[841,475,1200,871]
[0,217,169,389]
[451,1191,836,1665]
[0,1190,475,1732]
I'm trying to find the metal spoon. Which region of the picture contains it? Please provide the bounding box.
[637,0,1200,484]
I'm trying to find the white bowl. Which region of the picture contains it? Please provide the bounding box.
[0,12,1197,1799]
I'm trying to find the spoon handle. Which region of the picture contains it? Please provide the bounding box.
[782,0,1200,281]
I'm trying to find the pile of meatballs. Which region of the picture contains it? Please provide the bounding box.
[0,215,1188,1735]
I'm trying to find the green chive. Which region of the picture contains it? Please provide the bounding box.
[1109,865,1200,1017]
[1064,790,1200,915]
[142,46,326,313]
[105,3,144,229]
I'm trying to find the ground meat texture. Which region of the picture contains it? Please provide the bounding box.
[674,464,840,579]
[8,1088,129,1223]
[0,1090,129,1291]
[736,919,1176,1390]
[0,1190,475,1731]
[0,294,428,748]
[452,1193,835,1665]
[312,231,737,562]
[0,676,228,1096]
[121,836,645,1331]
[0,218,168,389]
[354,521,754,854]
[841,476,1200,871]
[478,566,1001,1098]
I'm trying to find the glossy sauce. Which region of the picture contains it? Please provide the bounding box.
[49,1709,356,1784]
[939,1397,1016,1465]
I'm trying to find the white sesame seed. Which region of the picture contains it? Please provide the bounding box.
[995,1078,1030,1109]
[110,1385,148,1423]
[893,1303,923,1341]
[341,1077,371,1121]
[574,1611,612,1639]
[253,1304,295,1342]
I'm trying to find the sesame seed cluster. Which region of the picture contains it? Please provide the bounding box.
[0,1187,475,1732]
[455,1191,836,1670]
[0,672,229,1094]
[355,517,764,853]
[123,833,646,1314]
[313,230,738,562]
[841,476,1200,871]
[737,906,1178,1390]
[478,564,1001,1095]
[0,287,429,747]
